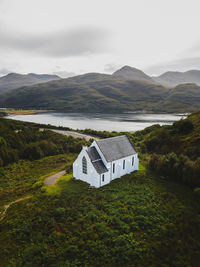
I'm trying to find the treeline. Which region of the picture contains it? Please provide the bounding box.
[149,153,200,187]
[0,118,89,167]
[79,128,136,141]
[138,112,200,188]
[79,128,118,138]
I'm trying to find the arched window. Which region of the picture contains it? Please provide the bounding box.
[82,156,87,174]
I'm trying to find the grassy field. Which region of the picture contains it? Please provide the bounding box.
[0,154,77,207]
[0,162,199,266]
[0,109,52,116]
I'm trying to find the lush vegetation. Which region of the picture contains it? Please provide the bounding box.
[133,111,200,189]
[0,154,75,206]
[0,118,88,167]
[0,114,200,266]
[1,72,200,113]
[0,164,199,266]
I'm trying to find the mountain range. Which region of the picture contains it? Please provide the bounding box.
[0,66,200,113]
[0,72,60,94]
[112,66,155,83]
[153,70,200,86]
[112,66,200,86]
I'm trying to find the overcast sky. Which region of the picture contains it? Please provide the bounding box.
[0,0,200,77]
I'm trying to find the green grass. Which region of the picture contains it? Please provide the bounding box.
[43,173,73,196]
[0,163,199,266]
[0,154,76,206]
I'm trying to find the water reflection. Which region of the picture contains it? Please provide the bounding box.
[8,112,187,132]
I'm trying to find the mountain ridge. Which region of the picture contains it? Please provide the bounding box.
[113,65,155,83]
[0,72,200,113]
[153,69,200,86]
[0,72,60,94]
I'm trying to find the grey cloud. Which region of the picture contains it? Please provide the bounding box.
[144,57,200,76]
[0,27,111,57]
[104,63,121,73]
[186,41,200,55]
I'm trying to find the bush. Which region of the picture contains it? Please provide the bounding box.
[193,187,200,197]
[173,119,194,134]
[149,153,200,187]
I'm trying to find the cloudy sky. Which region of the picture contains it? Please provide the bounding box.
[0,0,200,77]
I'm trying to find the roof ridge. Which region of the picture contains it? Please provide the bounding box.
[95,135,136,162]
[97,135,126,142]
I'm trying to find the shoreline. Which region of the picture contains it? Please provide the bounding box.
[0,109,55,116]
[0,108,190,116]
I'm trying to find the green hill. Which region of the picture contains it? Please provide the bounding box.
[154,83,200,112]
[135,111,200,187]
[1,72,200,112]
[0,73,169,112]
[0,115,199,266]
[0,72,60,94]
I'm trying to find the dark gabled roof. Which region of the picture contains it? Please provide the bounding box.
[86,146,108,174]
[87,147,101,161]
[96,135,137,162]
[92,160,108,174]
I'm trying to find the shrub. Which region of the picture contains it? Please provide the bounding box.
[193,187,200,197]
[173,119,194,134]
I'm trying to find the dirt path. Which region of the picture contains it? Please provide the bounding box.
[44,170,66,185]
[0,195,32,221]
[40,128,97,141]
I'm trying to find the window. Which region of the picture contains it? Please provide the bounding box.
[82,156,87,174]
[123,160,125,169]
[113,163,115,174]
[102,174,105,182]
[132,156,134,166]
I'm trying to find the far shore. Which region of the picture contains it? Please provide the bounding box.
[0,108,191,116]
[0,109,55,116]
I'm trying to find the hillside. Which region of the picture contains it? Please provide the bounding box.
[152,83,200,112]
[134,111,200,187]
[153,70,200,87]
[113,65,155,83]
[0,72,60,94]
[1,72,200,112]
[113,66,200,87]
[0,116,199,266]
[0,73,169,112]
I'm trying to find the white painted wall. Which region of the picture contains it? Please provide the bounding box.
[109,153,139,181]
[73,147,101,188]
[99,171,110,187]
[73,145,139,188]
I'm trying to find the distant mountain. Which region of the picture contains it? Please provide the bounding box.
[113,66,200,87]
[113,66,155,83]
[1,72,200,113]
[153,70,200,87]
[1,68,200,113]
[154,83,200,112]
[0,72,60,94]
[0,73,169,112]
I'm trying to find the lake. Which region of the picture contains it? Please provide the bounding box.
[8,112,187,132]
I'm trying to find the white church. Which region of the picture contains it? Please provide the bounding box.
[73,135,139,188]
